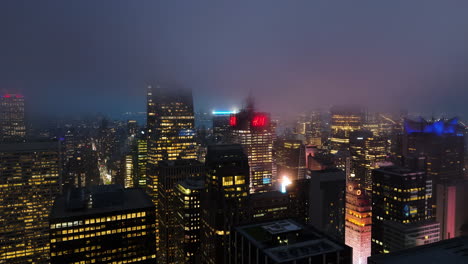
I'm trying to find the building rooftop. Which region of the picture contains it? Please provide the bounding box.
[374,166,425,177]
[50,185,154,220]
[157,159,202,167]
[0,141,60,152]
[235,219,348,263]
[368,236,468,264]
[178,178,205,190]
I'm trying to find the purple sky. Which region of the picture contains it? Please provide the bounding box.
[1,0,468,118]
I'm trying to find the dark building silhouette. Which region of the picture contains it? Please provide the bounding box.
[274,139,306,180]
[49,185,156,263]
[368,236,468,264]
[232,219,352,264]
[201,144,250,264]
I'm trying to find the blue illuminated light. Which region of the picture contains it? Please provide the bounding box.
[178,129,195,136]
[263,178,271,184]
[405,118,460,136]
[212,110,237,115]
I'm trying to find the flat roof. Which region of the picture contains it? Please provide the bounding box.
[50,187,154,220]
[0,141,59,153]
[374,166,425,177]
[235,219,347,262]
[368,236,468,264]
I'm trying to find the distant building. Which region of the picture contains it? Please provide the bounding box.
[231,219,352,264]
[201,144,250,264]
[368,236,468,264]
[400,118,464,191]
[212,110,236,144]
[229,98,275,193]
[349,130,388,189]
[371,166,438,255]
[0,142,61,263]
[154,160,204,264]
[330,105,363,154]
[274,139,306,180]
[0,93,26,142]
[173,178,205,264]
[49,185,156,263]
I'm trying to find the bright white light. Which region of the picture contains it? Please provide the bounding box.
[280,176,292,193]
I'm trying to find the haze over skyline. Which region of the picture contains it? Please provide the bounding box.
[1,0,468,118]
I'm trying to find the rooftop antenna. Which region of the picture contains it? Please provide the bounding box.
[246,89,255,112]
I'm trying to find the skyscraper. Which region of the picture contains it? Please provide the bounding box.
[212,110,236,144]
[146,84,198,258]
[371,166,439,255]
[154,160,204,264]
[345,182,372,264]
[330,105,363,154]
[349,130,388,189]
[308,168,346,241]
[0,142,61,263]
[0,93,26,142]
[174,178,205,264]
[201,144,250,264]
[274,139,306,181]
[229,99,274,193]
[146,84,197,164]
[49,185,156,264]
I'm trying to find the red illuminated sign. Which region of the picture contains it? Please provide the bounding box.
[252,114,268,127]
[3,94,11,98]
[229,116,237,126]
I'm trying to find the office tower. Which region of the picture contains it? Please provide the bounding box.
[371,166,438,255]
[154,160,204,264]
[64,128,76,161]
[0,93,26,142]
[349,130,388,189]
[174,178,204,264]
[135,136,147,188]
[330,105,364,154]
[229,99,274,193]
[0,142,61,263]
[232,219,352,264]
[274,139,306,180]
[308,168,346,241]
[212,110,236,144]
[146,84,197,164]
[66,144,100,188]
[122,154,134,188]
[401,118,464,185]
[306,110,324,145]
[368,236,468,264]
[436,179,468,240]
[248,191,291,222]
[127,119,138,136]
[201,144,250,264]
[49,185,156,264]
[345,182,372,264]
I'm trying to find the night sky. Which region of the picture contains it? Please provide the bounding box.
[1,0,468,118]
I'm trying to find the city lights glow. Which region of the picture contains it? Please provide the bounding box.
[280,176,292,193]
[212,110,238,115]
[252,114,268,127]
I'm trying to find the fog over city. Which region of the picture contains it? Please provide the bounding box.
[1,0,468,118]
